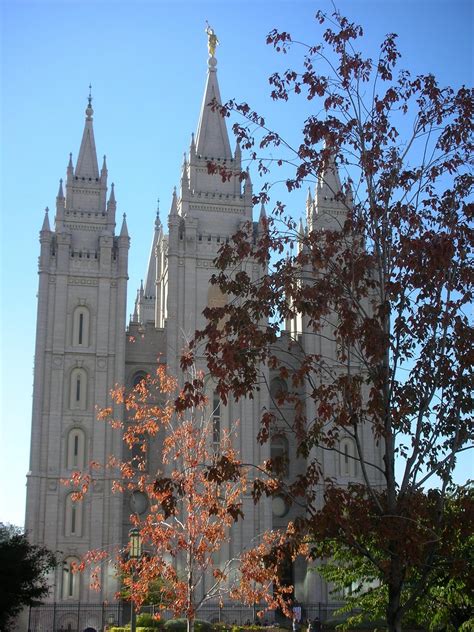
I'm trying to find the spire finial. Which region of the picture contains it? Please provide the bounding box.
[86,84,93,120]
[205,21,219,62]
[155,198,162,230]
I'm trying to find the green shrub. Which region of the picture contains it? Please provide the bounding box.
[109,624,164,632]
[137,613,164,628]
[212,624,232,632]
[164,619,213,632]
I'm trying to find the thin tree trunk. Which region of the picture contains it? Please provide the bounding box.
[187,548,194,632]
[387,577,403,632]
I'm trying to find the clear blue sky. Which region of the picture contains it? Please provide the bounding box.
[1,0,472,526]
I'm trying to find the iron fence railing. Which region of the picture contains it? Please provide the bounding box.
[28,602,346,632]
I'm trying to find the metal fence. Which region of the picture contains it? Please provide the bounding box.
[28,603,124,632]
[28,602,346,632]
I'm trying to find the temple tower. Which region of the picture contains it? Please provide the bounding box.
[26,96,129,602]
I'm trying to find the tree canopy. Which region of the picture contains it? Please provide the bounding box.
[182,8,474,632]
[0,523,57,631]
[69,366,248,632]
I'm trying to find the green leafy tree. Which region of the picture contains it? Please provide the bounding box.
[0,523,57,631]
[314,487,473,630]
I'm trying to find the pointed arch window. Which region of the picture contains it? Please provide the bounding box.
[72,306,90,347]
[65,493,83,537]
[271,434,289,477]
[212,392,221,452]
[340,437,357,477]
[130,436,148,471]
[270,377,288,403]
[70,368,87,410]
[62,557,80,599]
[132,371,148,388]
[207,285,228,330]
[67,428,85,469]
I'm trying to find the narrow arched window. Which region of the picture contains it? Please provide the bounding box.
[79,313,84,344]
[70,368,87,410]
[67,428,85,469]
[72,306,90,347]
[207,285,228,330]
[65,493,83,537]
[132,371,148,388]
[62,557,80,599]
[130,436,148,471]
[340,437,357,477]
[270,377,288,403]
[271,434,289,476]
[212,392,221,451]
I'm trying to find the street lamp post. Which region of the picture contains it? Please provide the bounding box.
[129,528,142,632]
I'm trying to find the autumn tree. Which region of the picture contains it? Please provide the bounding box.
[182,8,474,632]
[69,366,247,632]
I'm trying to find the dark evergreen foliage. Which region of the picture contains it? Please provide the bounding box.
[0,523,57,631]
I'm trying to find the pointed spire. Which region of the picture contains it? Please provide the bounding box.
[234,141,241,162]
[75,90,99,180]
[244,168,253,198]
[314,149,348,230]
[41,207,51,232]
[189,133,196,159]
[56,178,65,226]
[155,198,162,231]
[108,182,116,205]
[257,202,267,235]
[140,279,144,298]
[101,155,108,178]
[181,153,189,190]
[66,153,74,193]
[297,218,306,252]
[144,202,162,298]
[306,186,315,226]
[57,179,64,199]
[170,187,178,216]
[120,212,129,238]
[132,291,139,322]
[316,151,343,203]
[195,50,232,160]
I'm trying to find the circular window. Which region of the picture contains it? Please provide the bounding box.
[272,495,289,517]
[130,490,149,515]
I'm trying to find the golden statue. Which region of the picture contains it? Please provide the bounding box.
[205,22,219,57]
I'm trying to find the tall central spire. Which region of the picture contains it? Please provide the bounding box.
[75,89,100,179]
[195,41,232,160]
